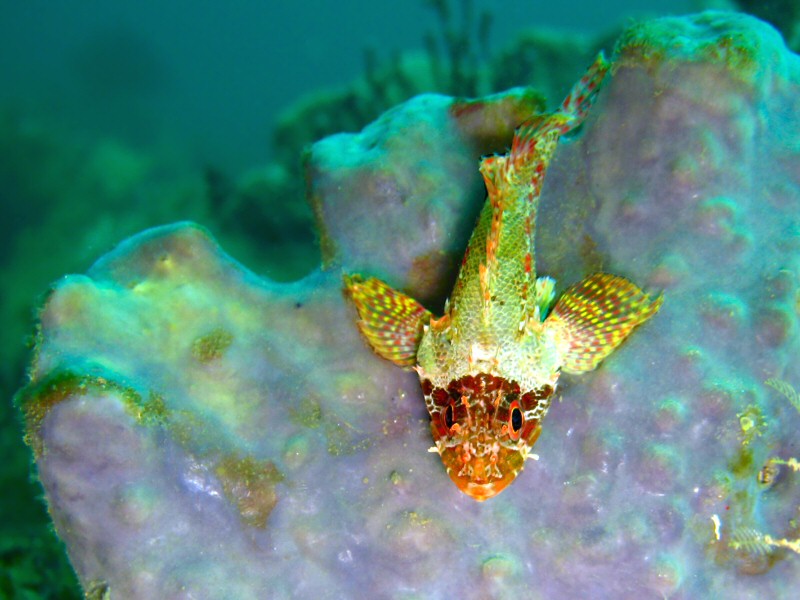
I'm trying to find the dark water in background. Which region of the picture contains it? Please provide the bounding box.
[0,0,694,174]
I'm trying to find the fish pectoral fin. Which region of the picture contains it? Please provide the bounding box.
[544,272,662,374]
[343,274,432,368]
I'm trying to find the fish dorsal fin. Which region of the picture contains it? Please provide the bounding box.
[344,274,432,368]
[545,272,662,374]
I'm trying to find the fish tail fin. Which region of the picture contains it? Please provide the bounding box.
[489,52,611,191]
[559,52,611,128]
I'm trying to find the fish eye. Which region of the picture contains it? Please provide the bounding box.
[443,403,455,429]
[508,401,523,440]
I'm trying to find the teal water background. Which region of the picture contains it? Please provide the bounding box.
[0,1,691,173]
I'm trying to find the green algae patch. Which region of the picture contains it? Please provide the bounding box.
[15,370,89,452]
[699,33,758,79]
[324,419,371,456]
[191,327,234,363]
[84,580,111,600]
[614,12,773,84]
[287,395,370,455]
[736,404,766,448]
[728,446,755,479]
[16,370,174,457]
[288,396,323,428]
[215,454,284,529]
[126,391,170,428]
[612,21,667,68]
[16,371,138,457]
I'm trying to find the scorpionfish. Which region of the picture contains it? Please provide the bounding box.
[345,54,662,501]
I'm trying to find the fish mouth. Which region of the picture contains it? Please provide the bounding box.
[440,446,525,501]
[447,471,516,501]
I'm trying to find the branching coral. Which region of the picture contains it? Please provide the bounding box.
[272,0,606,170]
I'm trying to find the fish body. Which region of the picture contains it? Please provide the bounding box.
[345,54,662,501]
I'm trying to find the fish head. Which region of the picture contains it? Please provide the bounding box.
[421,373,553,501]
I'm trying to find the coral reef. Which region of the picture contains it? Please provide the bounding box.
[14,11,800,598]
[0,113,317,402]
[273,0,607,172]
[726,0,800,50]
[715,378,800,573]
[0,113,316,598]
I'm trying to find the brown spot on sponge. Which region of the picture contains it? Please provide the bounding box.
[450,89,545,154]
[215,454,284,528]
[288,396,323,429]
[191,328,234,362]
[407,249,460,308]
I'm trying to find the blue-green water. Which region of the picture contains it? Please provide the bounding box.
[0,1,692,173]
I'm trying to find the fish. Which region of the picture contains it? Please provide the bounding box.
[344,53,662,501]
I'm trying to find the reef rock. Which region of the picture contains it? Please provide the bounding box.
[17,11,800,599]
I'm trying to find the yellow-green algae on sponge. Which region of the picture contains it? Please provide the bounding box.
[16,12,800,598]
[215,454,284,529]
[16,371,162,458]
[614,11,790,84]
[191,327,234,363]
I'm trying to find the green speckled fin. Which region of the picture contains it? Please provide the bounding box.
[344,274,431,368]
[545,272,662,374]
